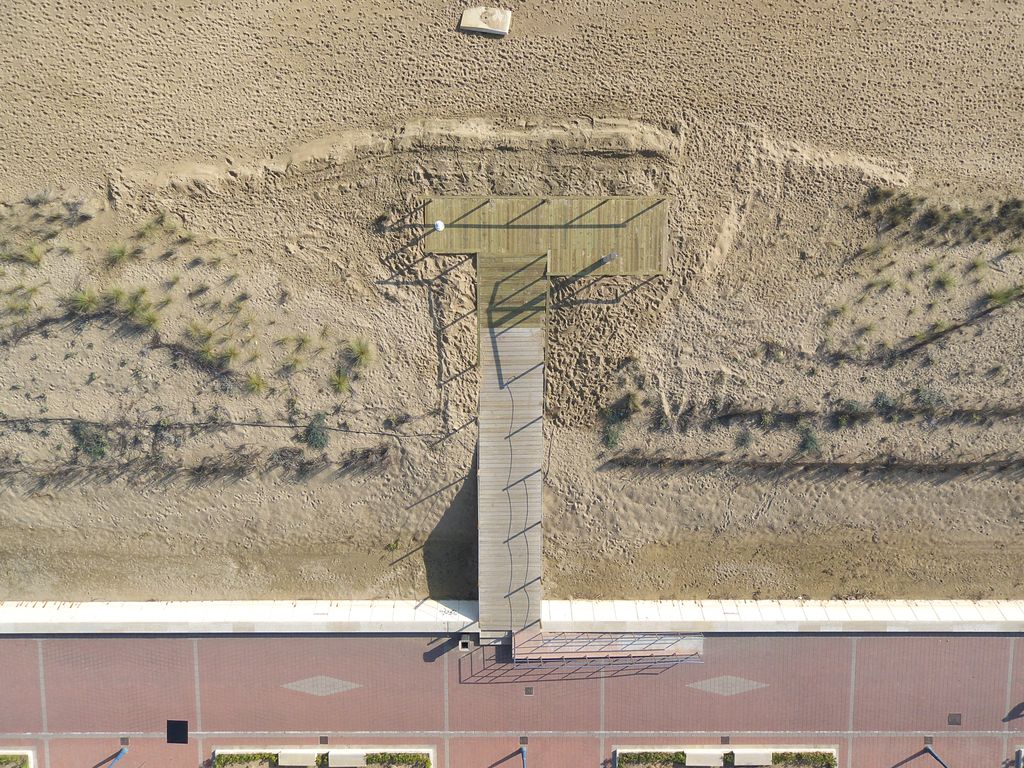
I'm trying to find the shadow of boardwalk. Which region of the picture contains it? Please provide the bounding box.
[457,643,690,684]
[421,449,479,600]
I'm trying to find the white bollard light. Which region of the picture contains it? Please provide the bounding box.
[433,220,446,232]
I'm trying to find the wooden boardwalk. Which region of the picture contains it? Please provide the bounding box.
[476,253,546,636]
[422,197,667,640]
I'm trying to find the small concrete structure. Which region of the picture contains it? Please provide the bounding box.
[732,749,775,766]
[459,6,512,36]
[327,751,366,767]
[278,751,319,767]
[682,749,725,767]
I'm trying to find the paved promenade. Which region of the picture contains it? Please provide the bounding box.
[1,633,1022,767]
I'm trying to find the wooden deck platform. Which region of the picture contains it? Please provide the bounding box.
[424,197,667,277]
[476,252,546,636]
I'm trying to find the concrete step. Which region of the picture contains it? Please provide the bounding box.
[477,629,512,646]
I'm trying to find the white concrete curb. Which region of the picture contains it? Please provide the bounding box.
[2,599,1024,634]
[543,599,1024,633]
[0,600,478,634]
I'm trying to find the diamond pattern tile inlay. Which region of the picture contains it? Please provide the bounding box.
[281,675,361,697]
[688,675,768,696]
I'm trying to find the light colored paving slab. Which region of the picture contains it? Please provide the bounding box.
[542,599,1024,632]
[0,600,478,634]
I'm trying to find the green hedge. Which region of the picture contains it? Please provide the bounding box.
[616,750,834,768]
[366,754,431,768]
[213,755,278,768]
[773,753,837,768]
[617,752,686,766]
[210,752,431,768]
[0,756,27,768]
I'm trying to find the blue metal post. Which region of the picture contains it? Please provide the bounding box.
[108,748,128,767]
[518,745,527,767]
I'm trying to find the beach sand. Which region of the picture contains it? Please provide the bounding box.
[2,1,1024,600]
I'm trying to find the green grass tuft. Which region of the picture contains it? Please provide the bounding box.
[796,420,821,455]
[62,288,100,315]
[301,413,330,450]
[345,337,377,369]
[244,371,268,395]
[329,368,351,395]
[1,244,44,266]
[985,284,1024,308]
[104,242,141,268]
[69,422,109,460]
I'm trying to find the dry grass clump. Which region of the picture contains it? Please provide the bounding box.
[244,371,268,395]
[329,368,351,394]
[60,285,158,329]
[104,242,143,268]
[106,287,159,330]
[61,288,101,315]
[985,284,1024,308]
[933,272,955,291]
[320,336,377,394]
[1,242,44,267]
[345,336,376,369]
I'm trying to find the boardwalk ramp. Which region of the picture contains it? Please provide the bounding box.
[477,252,546,639]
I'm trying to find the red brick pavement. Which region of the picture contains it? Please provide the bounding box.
[604,635,851,733]
[1,634,1023,768]
[0,640,43,733]
[197,636,444,733]
[852,636,1011,732]
[42,637,196,733]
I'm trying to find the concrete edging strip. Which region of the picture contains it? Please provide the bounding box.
[541,599,1024,633]
[1,599,1023,634]
[0,600,479,634]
